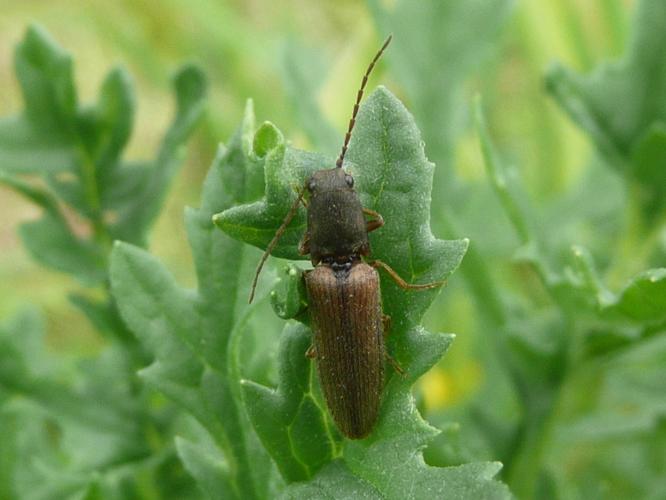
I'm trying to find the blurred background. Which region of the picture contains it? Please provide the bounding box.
[5,0,664,498]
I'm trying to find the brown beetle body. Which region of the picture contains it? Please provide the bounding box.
[299,165,384,439]
[305,262,383,439]
[249,35,442,440]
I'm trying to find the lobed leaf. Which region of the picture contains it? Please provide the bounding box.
[214,86,510,497]
[241,323,334,482]
[0,309,164,498]
[14,26,76,133]
[1,24,207,500]
[111,102,277,500]
[19,213,107,285]
[0,26,207,278]
[110,64,207,246]
[603,268,666,322]
[213,121,326,259]
[175,433,236,500]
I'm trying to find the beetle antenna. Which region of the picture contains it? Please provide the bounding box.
[249,188,305,303]
[335,34,392,169]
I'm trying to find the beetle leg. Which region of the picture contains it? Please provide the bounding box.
[381,314,404,376]
[298,232,310,255]
[363,207,384,233]
[370,259,445,290]
[381,314,391,338]
[290,183,309,207]
[305,344,317,359]
[385,352,405,376]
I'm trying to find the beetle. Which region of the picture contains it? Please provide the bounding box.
[249,35,443,439]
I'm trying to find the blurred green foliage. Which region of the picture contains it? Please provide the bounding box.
[2,0,665,498]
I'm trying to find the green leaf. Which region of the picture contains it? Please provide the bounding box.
[68,293,136,344]
[0,308,47,387]
[346,88,468,317]
[19,212,107,286]
[214,87,509,496]
[1,24,208,499]
[546,0,666,215]
[550,332,666,497]
[111,64,207,245]
[475,96,532,246]
[1,26,207,286]
[175,428,236,500]
[630,125,666,219]
[1,158,105,278]
[603,268,666,322]
[79,68,136,173]
[111,103,275,500]
[284,461,508,500]
[0,308,162,500]
[99,161,151,209]
[241,323,334,482]
[0,409,17,500]
[547,0,666,162]
[0,25,76,174]
[0,116,74,174]
[14,25,77,138]
[216,87,469,316]
[269,263,308,320]
[280,461,381,499]
[213,121,325,259]
[475,97,621,316]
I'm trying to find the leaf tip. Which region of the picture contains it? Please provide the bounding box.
[369,85,401,109]
[109,240,143,274]
[543,62,570,95]
[174,63,207,98]
[244,98,255,117]
[23,23,52,47]
[136,366,150,380]
[253,121,284,158]
[211,212,224,229]
[485,461,505,478]
[111,240,133,257]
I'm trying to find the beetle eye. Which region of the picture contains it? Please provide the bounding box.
[345,175,354,188]
[307,179,316,191]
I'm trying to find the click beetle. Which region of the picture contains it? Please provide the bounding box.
[250,35,443,439]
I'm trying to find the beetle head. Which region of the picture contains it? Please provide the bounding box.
[306,168,354,196]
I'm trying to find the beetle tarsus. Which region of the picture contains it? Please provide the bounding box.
[370,259,445,290]
[385,351,405,377]
[381,314,391,337]
[363,207,385,233]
